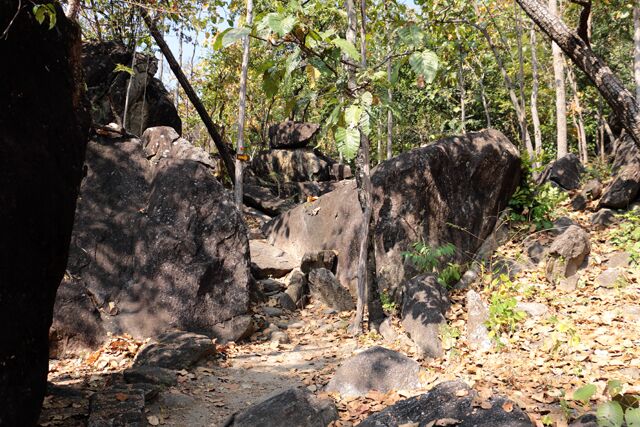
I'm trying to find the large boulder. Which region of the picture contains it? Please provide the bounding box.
[251,148,337,182]
[537,153,585,190]
[225,388,338,427]
[358,381,533,427]
[83,41,181,135]
[0,5,90,425]
[51,132,251,354]
[264,129,521,295]
[269,121,320,149]
[325,347,423,396]
[599,135,640,209]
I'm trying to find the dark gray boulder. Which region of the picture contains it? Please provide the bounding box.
[133,331,216,369]
[224,388,338,427]
[251,148,336,182]
[269,121,320,149]
[599,135,640,209]
[582,179,603,200]
[591,209,617,228]
[83,41,181,135]
[301,250,338,274]
[264,130,521,296]
[123,366,178,387]
[537,153,584,190]
[357,381,533,427]
[308,268,355,312]
[401,275,449,358]
[0,5,90,424]
[52,131,251,354]
[325,347,423,396]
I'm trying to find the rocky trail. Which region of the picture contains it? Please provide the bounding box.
[41,198,640,427]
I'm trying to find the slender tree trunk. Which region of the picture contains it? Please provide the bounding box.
[386,12,393,160]
[141,8,236,181]
[548,0,568,158]
[515,3,534,155]
[478,70,492,127]
[530,26,543,157]
[175,29,183,108]
[635,2,640,100]
[516,0,640,147]
[235,0,253,209]
[122,30,138,131]
[455,27,466,132]
[567,66,588,163]
[377,120,383,164]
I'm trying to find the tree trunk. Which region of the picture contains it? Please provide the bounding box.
[141,8,236,181]
[515,3,534,156]
[567,66,588,163]
[66,0,82,20]
[516,0,640,147]
[548,0,568,158]
[234,0,253,209]
[176,29,183,108]
[478,69,492,127]
[530,26,543,157]
[386,9,393,160]
[455,27,466,132]
[635,2,640,100]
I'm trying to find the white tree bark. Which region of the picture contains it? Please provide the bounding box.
[530,26,543,157]
[234,0,253,209]
[549,0,568,158]
[634,2,640,100]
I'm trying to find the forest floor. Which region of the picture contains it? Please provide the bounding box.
[42,200,640,427]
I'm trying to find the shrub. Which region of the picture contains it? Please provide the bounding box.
[402,242,462,288]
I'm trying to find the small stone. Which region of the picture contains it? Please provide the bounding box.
[263,306,284,317]
[545,225,590,285]
[123,366,177,387]
[583,179,603,200]
[591,209,617,228]
[270,330,290,344]
[595,268,621,288]
[625,305,640,322]
[322,308,337,315]
[260,279,284,294]
[308,268,354,312]
[211,315,255,344]
[466,290,492,351]
[515,302,549,318]
[557,275,579,292]
[300,250,338,274]
[606,252,631,269]
[277,292,297,311]
[571,193,587,211]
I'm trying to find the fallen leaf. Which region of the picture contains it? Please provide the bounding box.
[502,401,514,413]
[115,393,128,402]
[147,415,160,426]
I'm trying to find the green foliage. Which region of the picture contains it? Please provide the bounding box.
[402,242,462,288]
[485,274,525,345]
[509,157,567,230]
[609,210,640,266]
[113,63,134,76]
[32,3,57,30]
[379,290,398,314]
[569,380,640,427]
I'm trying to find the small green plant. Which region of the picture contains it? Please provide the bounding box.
[609,210,640,266]
[379,290,398,314]
[508,156,567,230]
[570,380,640,427]
[32,3,57,30]
[485,274,525,345]
[402,242,462,288]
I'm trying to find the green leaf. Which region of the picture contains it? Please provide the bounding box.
[607,380,623,397]
[626,408,640,427]
[335,126,360,161]
[398,24,424,47]
[32,4,56,30]
[344,105,362,127]
[113,63,134,76]
[596,401,624,427]
[265,13,296,37]
[332,37,360,61]
[214,27,250,50]
[409,50,439,83]
[360,91,373,107]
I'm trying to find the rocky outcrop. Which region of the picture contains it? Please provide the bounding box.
[52,130,251,354]
[251,148,337,182]
[264,129,521,296]
[599,135,640,209]
[537,153,584,190]
[325,347,423,396]
[0,4,90,424]
[358,381,533,427]
[308,268,355,312]
[83,41,181,135]
[269,121,320,149]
